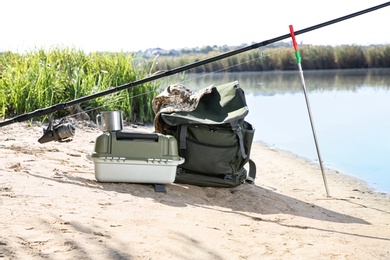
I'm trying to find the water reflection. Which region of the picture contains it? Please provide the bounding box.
[163,69,390,193]
[167,68,390,94]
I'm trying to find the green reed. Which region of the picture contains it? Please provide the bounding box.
[149,44,390,73]
[0,48,159,123]
[2,45,389,123]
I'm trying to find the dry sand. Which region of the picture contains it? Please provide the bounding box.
[1,121,389,259]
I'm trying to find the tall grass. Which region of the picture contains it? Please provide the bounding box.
[0,48,159,123]
[149,44,390,73]
[2,44,389,124]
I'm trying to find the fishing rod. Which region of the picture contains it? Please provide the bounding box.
[1,1,389,131]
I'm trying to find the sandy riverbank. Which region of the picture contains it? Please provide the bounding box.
[1,121,389,259]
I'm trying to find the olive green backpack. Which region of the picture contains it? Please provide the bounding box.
[153,81,256,187]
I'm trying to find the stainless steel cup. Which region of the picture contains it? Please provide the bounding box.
[96,111,123,132]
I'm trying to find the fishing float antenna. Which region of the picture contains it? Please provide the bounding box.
[289,25,330,197]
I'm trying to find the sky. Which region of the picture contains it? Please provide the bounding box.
[1,0,390,53]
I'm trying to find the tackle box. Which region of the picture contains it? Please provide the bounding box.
[90,131,184,184]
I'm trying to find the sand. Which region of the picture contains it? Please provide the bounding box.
[1,121,389,259]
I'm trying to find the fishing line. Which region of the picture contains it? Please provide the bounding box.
[78,49,278,119]
[60,90,157,123]
[171,47,287,87]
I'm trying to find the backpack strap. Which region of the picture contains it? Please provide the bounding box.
[230,121,247,159]
[245,159,257,184]
[179,124,188,149]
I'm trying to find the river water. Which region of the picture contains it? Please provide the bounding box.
[168,69,390,193]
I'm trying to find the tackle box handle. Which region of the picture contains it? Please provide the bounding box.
[116,132,159,141]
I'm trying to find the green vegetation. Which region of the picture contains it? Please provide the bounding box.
[1,44,389,123]
[149,44,390,73]
[0,48,159,122]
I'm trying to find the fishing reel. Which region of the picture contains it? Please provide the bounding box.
[38,117,75,144]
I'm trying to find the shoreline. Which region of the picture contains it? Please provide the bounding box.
[255,140,390,197]
[252,140,389,197]
[1,122,389,259]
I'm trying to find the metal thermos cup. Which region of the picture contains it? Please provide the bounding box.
[96,111,123,132]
